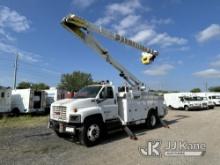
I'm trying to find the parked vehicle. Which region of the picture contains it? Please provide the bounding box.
[207,93,220,106]
[0,88,11,114]
[193,93,214,109]
[11,89,46,114]
[48,14,167,146]
[44,87,66,111]
[49,82,167,146]
[164,93,207,110]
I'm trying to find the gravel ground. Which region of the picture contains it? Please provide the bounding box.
[0,108,220,165]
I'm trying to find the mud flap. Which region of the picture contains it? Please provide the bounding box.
[159,118,170,128]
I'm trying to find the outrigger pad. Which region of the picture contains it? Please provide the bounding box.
[122,126,138,140]
[159,118,170,128]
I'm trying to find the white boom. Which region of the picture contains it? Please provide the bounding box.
[61,14,159,88]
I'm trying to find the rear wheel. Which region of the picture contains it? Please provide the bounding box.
[184,106,189,111]
[79,119,103,146]
[147,112,158,129]
[11,108,20,116]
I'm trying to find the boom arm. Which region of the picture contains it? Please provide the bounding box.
[61,14,158,88]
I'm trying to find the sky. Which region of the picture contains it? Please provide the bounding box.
[0,0,220,91]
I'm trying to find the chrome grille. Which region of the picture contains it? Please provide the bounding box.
[52,106,67,120]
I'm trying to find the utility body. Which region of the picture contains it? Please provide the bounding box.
[0,88,11,113]
[11,89,46,114]
[49,14,167,146]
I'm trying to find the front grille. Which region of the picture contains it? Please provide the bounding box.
[52,106,67,120]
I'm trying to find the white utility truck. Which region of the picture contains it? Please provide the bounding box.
[44,87,66,112]
[164,93,208,110]
[11,89,46,114]
[0,88,11,114]
[49,14,168,146]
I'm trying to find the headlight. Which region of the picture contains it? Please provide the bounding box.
[69,115,81,123]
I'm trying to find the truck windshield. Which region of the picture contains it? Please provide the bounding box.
[73,86,102,98]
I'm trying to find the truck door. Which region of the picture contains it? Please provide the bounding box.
[98,86,118,120]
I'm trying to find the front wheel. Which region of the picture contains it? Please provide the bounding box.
[79,119,103,146]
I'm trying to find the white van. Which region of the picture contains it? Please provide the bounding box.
[164,93,207,110]
[0,88,11,113]
[11,89,46,114]
[194,93,214,109]
[207,93,220,106]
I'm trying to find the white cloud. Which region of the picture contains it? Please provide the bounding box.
[0,6,38,63]
[210,60,220,67]
[95,16,114,26]
[130,29,155,42]
[143,64,174,76]
[0,28,15,41]
[0,6,30,32]
[148,32,187,47]
[95,0,187,48]
[193,69,220,78]
[196,24,220,43]
[209,54,220,67]
[72,0,96,8]
[0,42,40,63]
[107,0,143,16]
[113,14,141,35]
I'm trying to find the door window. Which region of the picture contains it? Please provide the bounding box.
[106,87,113,98]
[1,92,4,98]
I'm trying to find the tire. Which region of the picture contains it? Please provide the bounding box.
[146,111,158,129]
[184,106,189,111]
[79,119,103,147]
[168,105,173,110]
[11,108,20,116]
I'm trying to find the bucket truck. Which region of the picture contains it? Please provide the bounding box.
[48,14,168,146]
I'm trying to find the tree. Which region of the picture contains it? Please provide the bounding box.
[17,81,49,90]
[32,83,49,90]
[17,81,32,89]
[209,86,220,92]
[58,71,94,92]
[190,88,201,93]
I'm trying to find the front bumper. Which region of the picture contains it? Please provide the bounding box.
[188,106,202,110]
[48,119,82,135]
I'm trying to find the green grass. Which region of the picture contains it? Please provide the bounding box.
[0,115,48,128]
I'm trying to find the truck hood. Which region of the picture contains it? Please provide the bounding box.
[51,98,97,109]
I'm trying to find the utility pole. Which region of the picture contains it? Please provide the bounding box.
[205,81,208,92]
[13,53,19,89]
